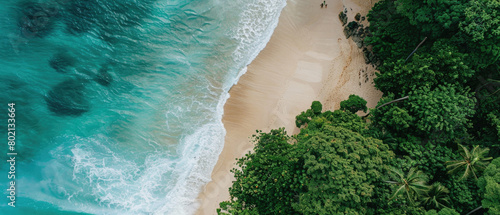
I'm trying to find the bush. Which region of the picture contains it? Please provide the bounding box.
[340,94,368,114]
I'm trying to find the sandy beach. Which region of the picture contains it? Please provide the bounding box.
[195,0,382,214]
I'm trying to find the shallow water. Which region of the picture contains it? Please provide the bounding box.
[0,0,285,214]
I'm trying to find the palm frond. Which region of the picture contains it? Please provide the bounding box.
[446,144,492,180]
[386,167,429,205]
[420,182,450,210]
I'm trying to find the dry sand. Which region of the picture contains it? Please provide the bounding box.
[195,0,382,214]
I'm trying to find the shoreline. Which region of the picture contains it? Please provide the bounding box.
[195,0,381,214]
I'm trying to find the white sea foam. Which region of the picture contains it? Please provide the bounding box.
[6,0,287,214]
[228,0,287,87]
[156,100,228,214]
[163,0,288,214]
[154,1,287,214]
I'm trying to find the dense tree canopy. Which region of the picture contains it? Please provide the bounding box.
[219,102,394,214]
[374,41,475,96]
[294,125,393,214]
[218,128,299,215]
[407,85,476,140]
[219,0,500,213]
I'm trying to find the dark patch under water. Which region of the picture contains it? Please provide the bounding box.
[18,1,60,37]
[93,64,113,87]
[48,51,77,73]
[63,0,153,35]
[46,78,90,116]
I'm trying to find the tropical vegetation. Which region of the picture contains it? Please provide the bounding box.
[218,0,499,214]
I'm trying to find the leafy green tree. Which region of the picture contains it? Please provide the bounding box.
[459,0,500,68]
[297,101,367,134]
[420,182,451,210]
[219,128,302,214]
[368,94,412,135]
[385,167,429,206]
[446,144,493,180]
[374,41,474,96]
[319,110,367,134]
[295,101,323,128]
[443,174,482,214]
[366,0,424,63]
[311,101,322,114]
[471,92,500,152]
[394,0,466,38]
[293,125,394,214]
[407,85,476,140]
[381,107,413,131]
[389,0,499,69]
[340,94,368,113]
[220,104,396,214]
[477,157,500,214]
[396,141,454,180]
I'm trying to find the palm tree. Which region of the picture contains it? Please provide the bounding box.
[445,144,492,180]
[419,182,451,210]
[385,167,429,206]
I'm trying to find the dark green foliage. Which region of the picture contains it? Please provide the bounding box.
[347,21,359,29]
[385,167,429,206]
[366,0,423,63]
[311,101,322,114]
[220,109,394,214]
[379,106,413,131]
[220,0,500,213]
[420,182,451,210]
[446,144,492,180]
[425,208,460,215]
[340,94,368,113]
[355,13,361,21]
[384,0,500,69]
[374,41,475,96]
[489,113,500,139]
[369,94,414,133]
[295,109,314,128]
[443,174,482,214]
[477,157,500,214]
[219,128,301,215]
[397,141,454,180]
[295,101,323,128]
[407,85,476,140]
[458,0,500,69]
[394,0,466,38]
[471,93,500,152]
[218,201,258,215]
[294,125,394,214]
[320,110,367,133]
[298,101,366,133]
[377,206,427,215]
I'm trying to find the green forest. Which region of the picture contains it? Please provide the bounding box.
[217,0,500,214]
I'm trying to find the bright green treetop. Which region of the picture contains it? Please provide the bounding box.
[477,157,500,214]
[294,125,394,214]
[340,94,368,114]
[407,85,476,140]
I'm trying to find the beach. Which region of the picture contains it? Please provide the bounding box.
[195,0,382,214]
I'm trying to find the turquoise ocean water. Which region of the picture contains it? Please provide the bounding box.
[0,0,285,214]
